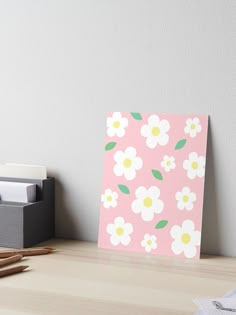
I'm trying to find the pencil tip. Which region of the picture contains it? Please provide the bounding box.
[45,247,56,251]
[22,265,29,271]
[46,247,56,253]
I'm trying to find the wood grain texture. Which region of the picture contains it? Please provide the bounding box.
[0,239,235,315]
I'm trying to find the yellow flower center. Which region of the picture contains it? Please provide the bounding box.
[113,121,120,128]
[181,233,191,244]
[146,240,152,246]
[123,158,132,168]
[116,227,124,236]
[191,162,198,170]
[166,160,171,166]
[143,197,153,208]
[151,127,160,136]
[182,195,189,203]
[190,123,196,129]
[106,195,112,202]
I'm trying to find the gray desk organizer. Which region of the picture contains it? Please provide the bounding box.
[0,177,55,248]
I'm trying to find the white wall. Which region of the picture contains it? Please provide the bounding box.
[0,0,235,256]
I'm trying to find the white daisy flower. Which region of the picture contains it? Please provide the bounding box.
[161,155,176,172]
[131,186,164,222]
[107,112,128,138]
[175,187,196,210]
[184,117,202,138]
[141,234,157,253]
[170,220,201,258]
[101,189,118,209]
[113,147,143,181]
[183,152,205,179]
[141,115,170,149]
[106,217,133,246]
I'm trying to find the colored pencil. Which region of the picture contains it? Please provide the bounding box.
[0,265,28,278]
[0,254,23,268]
[0,248,53,258]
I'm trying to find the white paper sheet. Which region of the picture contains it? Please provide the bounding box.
[0,181,36,203]
[0,163,47,180]
[193,289,236,314]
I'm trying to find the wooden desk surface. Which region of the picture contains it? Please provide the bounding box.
[0,239,235,315]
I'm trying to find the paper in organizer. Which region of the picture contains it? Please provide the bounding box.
[0,181,36,203]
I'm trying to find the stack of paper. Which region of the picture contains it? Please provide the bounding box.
[0,181,36,203]
[0,163,47,203]
[194,289,236,314]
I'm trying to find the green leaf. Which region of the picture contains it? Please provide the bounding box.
[175,139,187,150]
[105,142,116,151]
[155,220,168,229]
[130,112,142,120]
[151,169,163,180]
[118,184,130,194]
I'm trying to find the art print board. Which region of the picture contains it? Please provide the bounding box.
[98,112,208,259]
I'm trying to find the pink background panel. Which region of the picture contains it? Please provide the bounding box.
[98,112,208,259]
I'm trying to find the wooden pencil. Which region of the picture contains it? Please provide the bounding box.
[0,248,53,258]
[0,254,23,268]
[0,265,29,278]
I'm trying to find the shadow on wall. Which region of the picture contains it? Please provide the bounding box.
[201,119,221,255]
[50,176,79,240]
